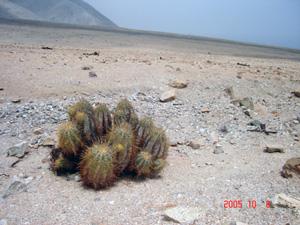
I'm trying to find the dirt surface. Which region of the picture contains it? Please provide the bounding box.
[0,22,300,225]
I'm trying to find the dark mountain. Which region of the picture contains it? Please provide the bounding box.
[0,0,117,27]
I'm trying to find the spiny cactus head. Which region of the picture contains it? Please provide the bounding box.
[108,123,134,174]
[57,122,82,156]
[145,127,169,159]
[136,117,155,147]
[116,98,134,113]
[151,158,166,176]
[68,99,94,120]
[94,103,112,138]
[80,144,116,189]
[73,111,96,143]
[135,151,153,177]
[114,99,138,128]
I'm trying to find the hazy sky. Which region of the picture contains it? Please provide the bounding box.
[86,0,300,49]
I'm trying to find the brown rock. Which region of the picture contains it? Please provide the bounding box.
[40,138,55,147]
[33,128,44,135]
[264,145,284,153]
[281,157,300,178]
[292,91,300,98]
[187,139,204,150]
[224,87,235,99]
[169,80,188,89]
[201,108,210,113]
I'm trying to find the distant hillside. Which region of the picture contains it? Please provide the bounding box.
[0,0,117,27]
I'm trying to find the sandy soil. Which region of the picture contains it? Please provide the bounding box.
[0,22,300,225]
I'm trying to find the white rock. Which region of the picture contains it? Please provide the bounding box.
[163,206,202,224]
[6,141,28,158]
[160,90,176,102]
[272,193,300,209]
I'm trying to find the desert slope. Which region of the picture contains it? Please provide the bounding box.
[0,0,116,27]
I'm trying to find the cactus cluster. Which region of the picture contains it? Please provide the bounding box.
[50,99,169,189]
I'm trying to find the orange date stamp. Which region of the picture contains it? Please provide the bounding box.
[223,199,272,209]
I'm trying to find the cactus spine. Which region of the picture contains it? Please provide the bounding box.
[80,144,116,189]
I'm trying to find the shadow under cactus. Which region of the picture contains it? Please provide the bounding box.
[50,98,169,190]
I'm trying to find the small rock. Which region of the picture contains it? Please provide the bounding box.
[201,108,210,113]
[160,90,176,102]
[11,98,21,103]
[292,91,300,98]
[219,125,229,133]
[224,87,235,99]
[230,222,248,225]
[74,175,81,182]
[19,58,24,62]
[40,138,55,147]
[163,206,202,224]
[281,157,300,178]
[239,97,254,110]
[33,128,44,135]
[0,87,4,91]
[264,145,284,153]
[272,193,300,209]
[6,141,28,158]
[210,132,219,144]
[169,79,188,89]
[82,66,93,70]
[169,140,178,147]
[213,144,224,154]
[187,139,204,150]
[89,71,97,78]
[0,219,7,225]
[1,178,28,199]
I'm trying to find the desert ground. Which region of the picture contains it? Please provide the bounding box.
[0,21,300,225]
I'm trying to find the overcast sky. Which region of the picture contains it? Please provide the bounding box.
[86,0,300,49]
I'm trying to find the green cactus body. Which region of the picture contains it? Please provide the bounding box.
[108,123,134,175]
[143,127,169,159]
[136,117,155,148]
[114,99,139,128]
[74,111,97,143]
[94,103,112,138]
[68,99,94,120]
[80,144,116,189]
[151,158,166,175]
[58,122,82,156]
[135,151,153,177]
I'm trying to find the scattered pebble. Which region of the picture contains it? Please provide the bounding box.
[89,71,97,78]
[168,79,188,89]
[292,91,300,98]
[33,128,44,135]
[264,145,284,153]
[213,144,224,154]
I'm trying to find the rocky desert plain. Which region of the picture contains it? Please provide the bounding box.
[0,21,300,225]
